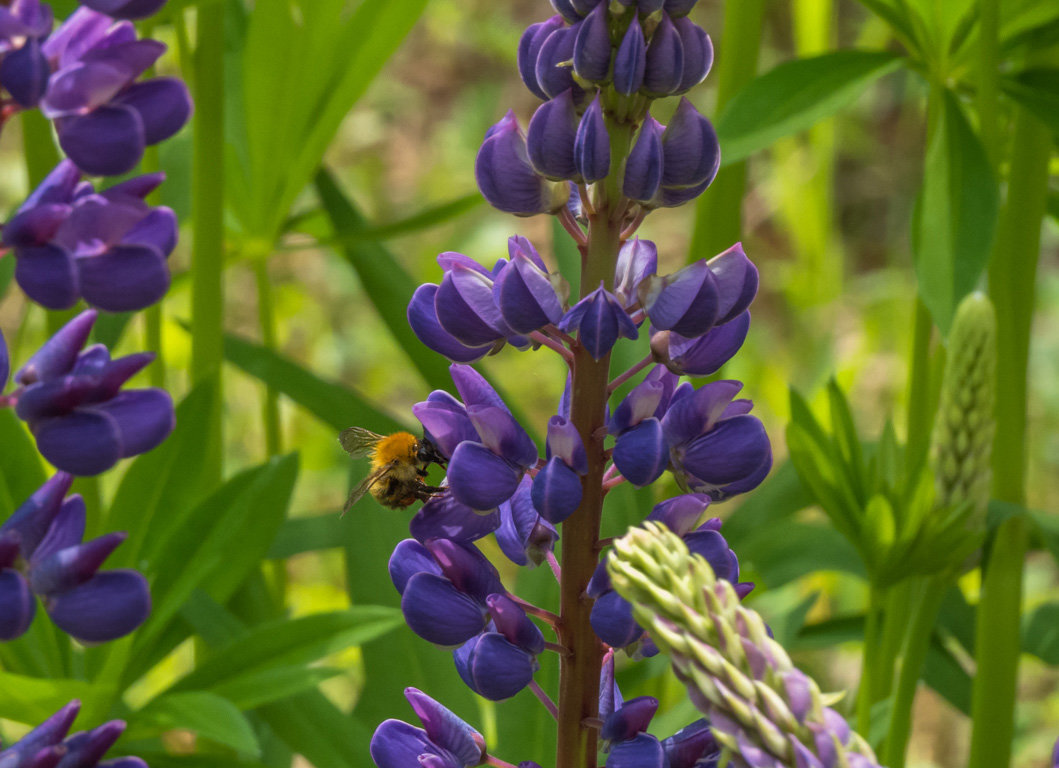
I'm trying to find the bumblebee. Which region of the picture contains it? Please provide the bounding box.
[339,427,448,513]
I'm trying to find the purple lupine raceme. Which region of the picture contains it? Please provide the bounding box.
[40,8,191,176]
[0,474,150,642]
[3,160,177,311]
[6,309,174,475]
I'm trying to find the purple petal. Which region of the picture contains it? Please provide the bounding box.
[643,14,684,95]
[665,311,750,376]
[531,455,582,524]
[496,476,557,567]
[475,112,565,216]
[33,409,122,476]
[559,285,638,361]
[590,590,641,648]
[450,364,507,411]
[77,243,170,312]
[661,99,720,190]
[413,391,477,460]
[435,267,507,347]
[103,171,165,201]
[0,474,75,559]
[425,539,504,602]
[640,260,720,337]
[572,2,610,82]
[15,244,80,310]
[6,701,81,758]
[453,632,535,701]
[602,697,659,742]
[29,531,126,596]
[57,103,146,177]
[680,414,771,487]
[613,236,658,308]
[370,720,436,768]
[0,328,7,392]
[486,593,545,655]
[409,496,499,545]
[612,419,668,487]
[0,569,36,640]
[78,0,168,21]
[495,253,564,334]
[1,38,49,107]
[404,688,484,767]
[408,284,492,363]
[466,405,537,469]
[31,495,87,563]
[661,720,719,768]
[42,60,131,116]
[609,378,664,434]
[114,77,191,145]
[661,379,743,447]
[89,388,173,459]
[545,415,587,474]
[708,243,759,323]
[606,738,668,768]
[614,21,646,96]
[46,569,150,642]
[645,494,711,536]
[684,529,738,582]
[664,0,699,17]
[388,539,441,594]
[599,653,623,721]
[4,204,72,248]
[526,90,579,181]
[674,19,712,92]
[401,571,487,646]
[574,94,610,183]
[518,16,565,99]
[535,25,579,100]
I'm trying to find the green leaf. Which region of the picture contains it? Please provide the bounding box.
[169,608,402,693]
[716,51,903,165]
[223,332,405,434]
[552,215,582,299]
[923,643,972,714]
[314,168,452,392]
[259,692,371,768]
[210,666,344,710]
[0,673,95,723]
[738,520,865,588]
[0,410,45,518]
[1001,69,1059,135]
[1023,602,1059,665]
[133,692,260,755]
[911,90,999,335]
[267,515,347,558]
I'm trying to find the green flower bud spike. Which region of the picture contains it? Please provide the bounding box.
[608,522,883,768]
[929,292,997,525]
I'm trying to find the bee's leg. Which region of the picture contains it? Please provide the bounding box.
[414,485,447,501]
[416,467,429,478]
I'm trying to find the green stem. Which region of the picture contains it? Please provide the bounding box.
[968,105,1052,768]
[874,581,912,701]
[883,576,948,768]
[688,0,766,260]
[855,583,884,735]
[975,0,1000,168]
[20,110,60,188]
[190,3,226,480]
[254,259,282,457]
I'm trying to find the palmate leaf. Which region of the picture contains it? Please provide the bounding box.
[715,50,904,165]
[911,90,999,335]
[230,0,429,245]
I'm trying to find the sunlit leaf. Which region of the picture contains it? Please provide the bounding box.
[132,691,260,755]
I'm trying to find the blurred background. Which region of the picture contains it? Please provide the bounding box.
[0,0,1057,766]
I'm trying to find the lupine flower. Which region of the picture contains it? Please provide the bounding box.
[572,2,610,83]
[9,310,174,475]
[602,697,722,768]
[476,111,570,216]
[652,312,750,377]
[673,18,713,92]
[643,14,683,96]
[0,701,146,768]
[496,475,558,566]
[623,118,665,204]
[370,688,486,768]
[519,16,566,99]
[0,0,52,108]
[409,494,500,546]
[608,523,882,768]
[3,161,177,311]
[455,592,544,700]
[613,238,657,311]
[531,414,587,523]
[609,366,677,487]
[929,293,996,525]
[662,380,771,500]
[664,0,700,18]
[40,8,192,176]
[527,89,579,180]
[0,531,35,640]
[662,720,721,768]
[574,94,610,182]
[660,98,720,192]
[559,283,638,360]
[534,23,583,100]
[588,495,748,650]
[0,474,151,642]
[613,21,646,96]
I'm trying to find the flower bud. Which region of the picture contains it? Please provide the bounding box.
[476,112,570,216]
[639,260,721,337]
[673,18,712,92]
[573,3,611,83]
[527,90,580,180]
[613,20,646,95]
[575,94,611,183]
[519,16,565,98]
[661,98,719,190]
[531,455,583,523]
[558,283,638,360]
[613,237,658,309]
[535,24,580,99]
[454,632,536,700]
[623,118,664,203]
[643,14,683,96]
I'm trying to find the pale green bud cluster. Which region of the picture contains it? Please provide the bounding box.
[608,522,881,768]
[929,293,997,525]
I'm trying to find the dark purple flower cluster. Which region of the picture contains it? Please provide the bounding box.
[602,695,720,768]
[4,310,174,475]
[3,161,177,311]
[370,688,486,768]
[588,495,751,650]
[477,0,717,215]
[0,473,150,643]
[0,700,144,768]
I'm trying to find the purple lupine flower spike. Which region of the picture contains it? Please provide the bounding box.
[371,688,485,768]
[574,94,611,183]
[11,310,174,475]
[643,14,684,96]
[78,0,169,20]
[559,283,638,360]
[519,16,565,99]
[527,89,580,180]
[613,20,646,96]
[476,111,570,216]
[572,2,610,83]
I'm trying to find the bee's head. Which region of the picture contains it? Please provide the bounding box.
[416,436,448,467]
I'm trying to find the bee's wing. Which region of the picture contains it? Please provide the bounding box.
[342,462,393,515]
[339,426,384,458]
